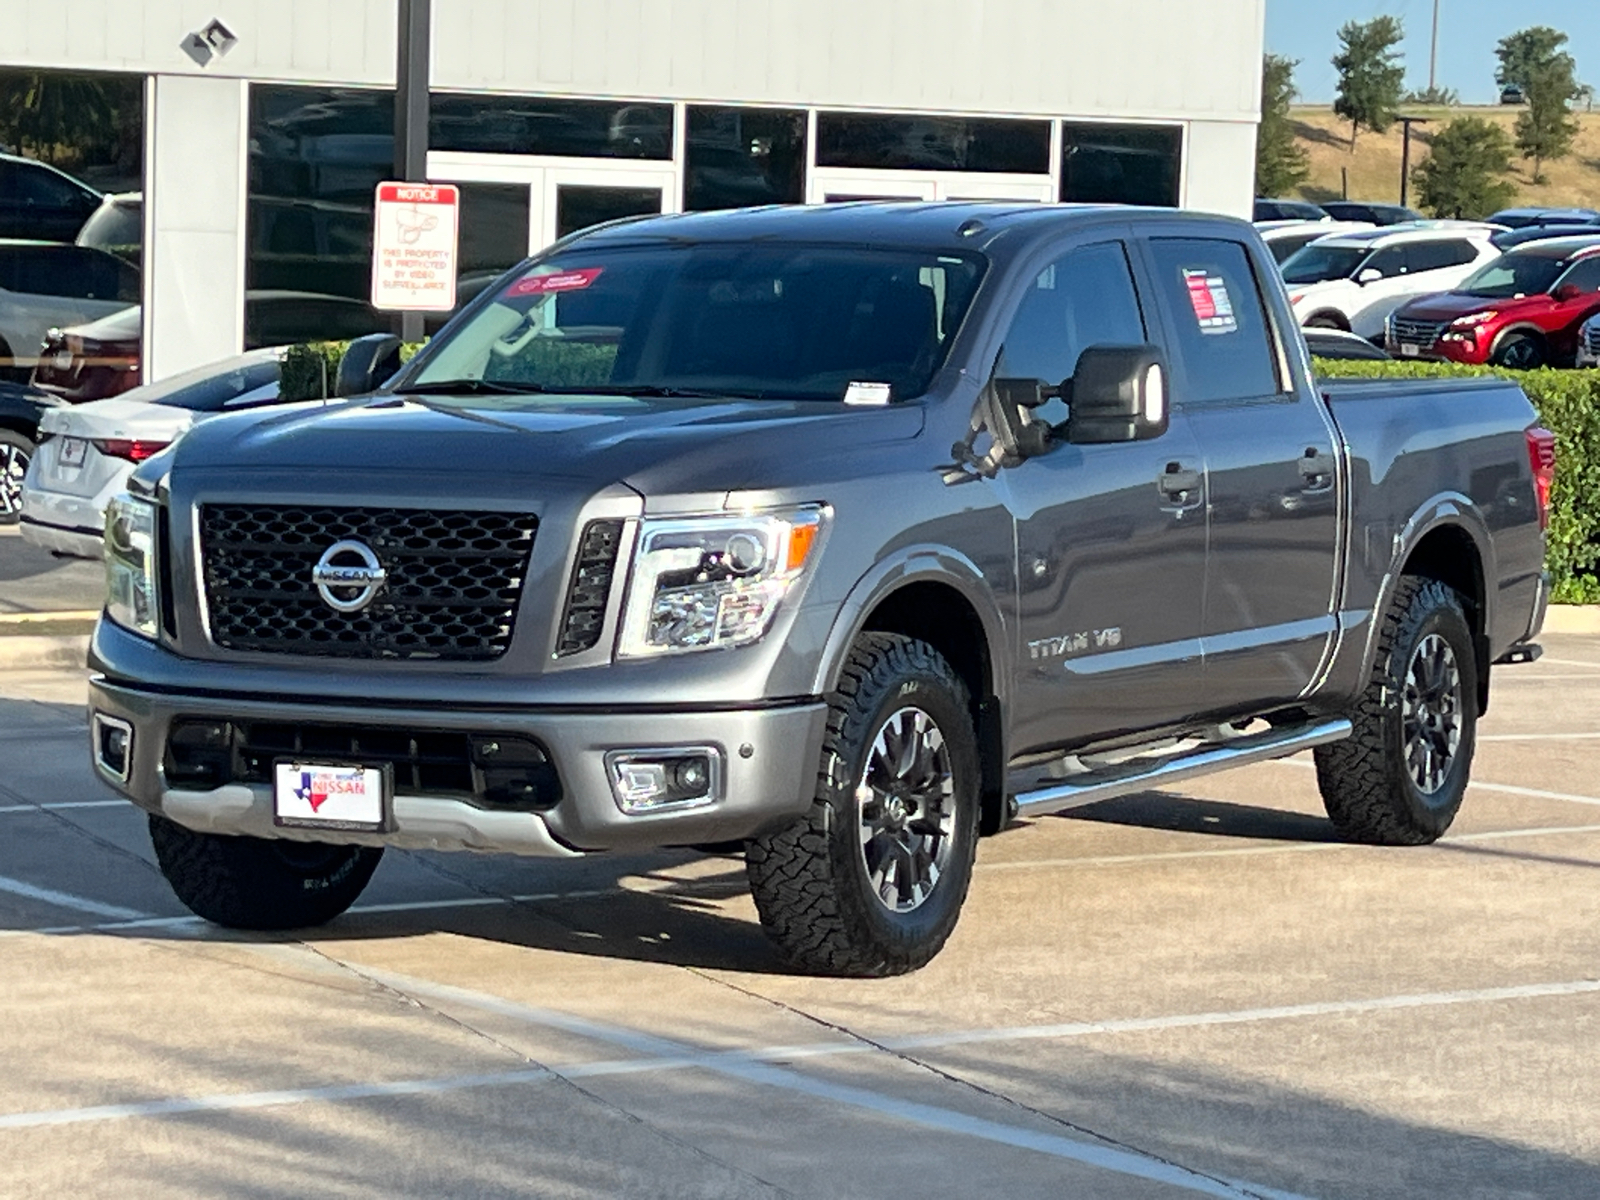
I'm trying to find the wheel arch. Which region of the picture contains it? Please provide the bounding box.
[1488,324,1547,363]
[1304,309,1351,331]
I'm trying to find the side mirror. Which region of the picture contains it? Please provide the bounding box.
[1553,282,1582,302]
[335,333,403,398]
[1356,267,1383,285]
[1063,345,1170,445]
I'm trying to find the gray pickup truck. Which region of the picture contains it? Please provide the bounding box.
[88,203,1552,975]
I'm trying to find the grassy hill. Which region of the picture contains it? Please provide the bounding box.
[1286,105,1600,212]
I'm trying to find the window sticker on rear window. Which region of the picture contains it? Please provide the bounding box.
[506,267,604,297]
[1182,268,1237,335]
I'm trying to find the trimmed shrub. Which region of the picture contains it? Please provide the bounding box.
[279,340,422,403]
[1315,358,1600,603]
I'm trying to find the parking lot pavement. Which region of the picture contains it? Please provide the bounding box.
[2,637,1599,1198]
[0,526,102,616]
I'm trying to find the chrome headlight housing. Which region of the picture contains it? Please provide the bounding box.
[618,507,826,658]
[104,494,159,639]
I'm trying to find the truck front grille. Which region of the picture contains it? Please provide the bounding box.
[556,519,625,656]
[200,505,536,661]
[1389,316,1447,351]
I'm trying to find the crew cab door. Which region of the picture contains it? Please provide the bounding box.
[1139,235,1340,714]
[997,237,1208,755]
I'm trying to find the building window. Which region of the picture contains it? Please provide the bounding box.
[1059,123,1182,207]
[245,85,393,348]
[430,94,672,160]
[817,113,1049,175]
[685,106,807,211]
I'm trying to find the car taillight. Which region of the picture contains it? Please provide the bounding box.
[93,438,171,463]
[1526,425,1556,530]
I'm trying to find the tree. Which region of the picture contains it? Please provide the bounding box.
[1401,85,1459,106]
[1495,26,1570,90]
[1411,117,1517,219]
[1255,54,1309,197]
[1498,28,1582,182]
[1332,16,1406,148]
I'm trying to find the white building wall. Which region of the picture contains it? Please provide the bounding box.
[1181,120,1259,222]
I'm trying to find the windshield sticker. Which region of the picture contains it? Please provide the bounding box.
[1182,269,1238,335]
[843,381,892,406]
[507,267,604,297]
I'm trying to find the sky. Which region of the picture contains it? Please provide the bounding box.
[1266,0,1600,105]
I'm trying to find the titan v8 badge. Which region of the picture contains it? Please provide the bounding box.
[1028,628,1122,660]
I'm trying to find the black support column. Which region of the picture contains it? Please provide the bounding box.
[394,0,431,344]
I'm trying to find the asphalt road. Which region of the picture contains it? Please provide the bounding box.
[0,525,102,615]
[2,639,1599,1198]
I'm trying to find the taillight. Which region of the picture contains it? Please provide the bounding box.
[1526,425,1556,531]
[93,438,171,463]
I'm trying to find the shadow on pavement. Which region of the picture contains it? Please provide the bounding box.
[1055,791,1339,842]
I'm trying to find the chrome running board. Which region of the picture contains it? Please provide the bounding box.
[1011,718,1352,820]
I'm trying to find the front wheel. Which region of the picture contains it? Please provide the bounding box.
[149,814,383,929]
[1493,332,1545,370]
[745,633,981,976]
[0,428,34,526]
[1314,577,1479,844]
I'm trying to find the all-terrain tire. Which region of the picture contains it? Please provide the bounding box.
[1314,576,1479,845]
[745,632,981,977]
[149,814,383,929]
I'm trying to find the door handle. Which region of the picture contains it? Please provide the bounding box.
[1299,447,1335,490]
[1158,462,1202,501]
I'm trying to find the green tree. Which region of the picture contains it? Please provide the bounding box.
[1495,26,1571,90]
[1411,117,1517,219]
[1255,54,1309,197]
[0,70,116,164]
[1401,85,1459,106]
[1511,39,1581,182]
[1332,16,1406,148]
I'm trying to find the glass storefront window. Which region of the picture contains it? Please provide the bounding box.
[430,94,672,160]
[816,113,1049,175]
[685,106,807,210]
[1059,122,1182,207]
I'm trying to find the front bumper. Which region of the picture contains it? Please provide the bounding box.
[89,675,828,856]
[18,510,103,559]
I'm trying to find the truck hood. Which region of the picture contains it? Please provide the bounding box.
[161,391,927,500]
[1394,291,1551,323]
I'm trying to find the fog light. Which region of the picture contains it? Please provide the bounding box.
[605,748,721,814]
[93,713,133,782]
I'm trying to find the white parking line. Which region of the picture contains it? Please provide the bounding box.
[1477,732,1600,741]
[1529,658,1600,670]
[0,874,148,921]
[0,801,126,815]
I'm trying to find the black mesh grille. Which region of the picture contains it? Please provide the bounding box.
[555,519,625,656]
[200,506,536,660]
[1390,316,1447,352]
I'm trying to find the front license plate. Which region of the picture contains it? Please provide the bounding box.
[58,436,87,468]
[1399,343,1420,357]
[273,762,388,831]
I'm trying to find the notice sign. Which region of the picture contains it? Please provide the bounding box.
[1182,268,1238,335]
[371,182,459,311]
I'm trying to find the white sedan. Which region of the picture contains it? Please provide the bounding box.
[19,349,286,558]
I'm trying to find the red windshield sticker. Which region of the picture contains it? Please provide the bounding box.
[508,267,604,297]
[1182,269,1237,335]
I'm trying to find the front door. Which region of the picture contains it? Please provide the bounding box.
[998,237,1209,755]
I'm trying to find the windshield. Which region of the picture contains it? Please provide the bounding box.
[1457,252,1567,298]
[406,243,986,402]
[1280,243,1369,284]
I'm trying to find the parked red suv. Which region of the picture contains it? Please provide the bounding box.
[1386,235,1600,368]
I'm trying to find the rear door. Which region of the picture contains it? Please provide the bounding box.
[1549,255,1600,358]
[1001,235,1209,754]
[1139,235,1341,715]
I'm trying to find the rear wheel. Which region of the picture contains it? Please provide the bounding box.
[0,428,34,526]
[149,814,383,929]
[745,633,980,976]
[1305,312,1348,331]
[1314,577,1479,844]
[1492,332,1545,370]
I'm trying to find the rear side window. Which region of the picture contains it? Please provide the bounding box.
[1145,238,1282,403]
[1363,246,1408,277]
[1556,257,1600,293]
[0,161,86,208]
[13,247,126,300]
[1407,240,1479,272]
[997,241,1145,386]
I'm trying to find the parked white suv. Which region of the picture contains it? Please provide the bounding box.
[1279,225,1500,340]
[1257,219,1374,265]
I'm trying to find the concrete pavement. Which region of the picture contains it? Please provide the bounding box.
[1,640,1598,1197]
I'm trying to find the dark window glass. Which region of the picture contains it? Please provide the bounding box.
[1281,243,1368,284]
[1556,257,1600,292]
[816,113,1049,174]
[13,246,97,298]
[1268,231,1327,264]
[246,85,392,347]
[685,106,807,210]
[1405,239,1477,272]
[1056,123,1184,208]
[1147,238,1282,403]
[1459,252,1567,298]
[1363,246,1408,277]
[11,163,88,207]
[1060,123,1181,207]
[998,242,1145,388]
[554,185,662,241]
[430,93,672,160]
[456,182,530,277]
[150,358,282,411]
[407,244,986,403]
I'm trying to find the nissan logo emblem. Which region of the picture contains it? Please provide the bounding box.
[311,540,388,613]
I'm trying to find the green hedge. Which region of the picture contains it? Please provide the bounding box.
[1314,358,1600,604]
[278,337,614,401]
[279,340,422,403]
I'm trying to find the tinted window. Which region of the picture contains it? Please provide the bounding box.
[817,113,1049,174]
[7,162,89,208]
[1363,246,1407,278]
[1556,257,1600,293]
[1321,203,1374,223]
[686,106,807,210]
[11,246,100,297]
[1146,238,1282,403]
[153,358,282,411]
[1406,239,1478,272]
[998,242,1145,387]
[456,182,530,277]
[1268,231,1326,264]
[409,245,985,403]
[1459,252,1567,298]
[1280,243,1367,284]
[1060,123,1181,206]
[430,94,672,160]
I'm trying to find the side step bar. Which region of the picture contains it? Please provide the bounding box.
[1012,718,1353,820]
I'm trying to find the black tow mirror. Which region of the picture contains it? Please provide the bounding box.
[335,333,403,398]
[1062,345,1170,445]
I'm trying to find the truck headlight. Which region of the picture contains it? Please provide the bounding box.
[618,507,826,658]
[105,494,159,639]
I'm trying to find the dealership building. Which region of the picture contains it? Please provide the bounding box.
[1,0,1267,382]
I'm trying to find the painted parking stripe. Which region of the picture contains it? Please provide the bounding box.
[1477,732,1600,742]
[0,874,148,921]
[0,800,126,815]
